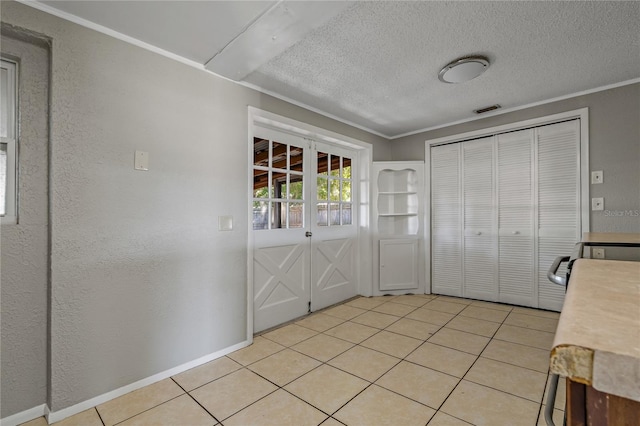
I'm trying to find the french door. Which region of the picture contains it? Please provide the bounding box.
[252,127,358,332]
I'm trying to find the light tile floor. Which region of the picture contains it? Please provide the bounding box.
[22,294,564,426]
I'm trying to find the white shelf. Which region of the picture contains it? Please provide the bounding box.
[377,169,419,193]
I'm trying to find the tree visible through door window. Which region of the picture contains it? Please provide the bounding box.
[253,137,304,230]
[317,152,351,226]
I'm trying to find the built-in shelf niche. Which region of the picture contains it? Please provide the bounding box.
[377,169,419,235]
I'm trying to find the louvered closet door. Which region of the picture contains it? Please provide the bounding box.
[462,137,497,301]
[431,144,462,296]
[537,120,580,311]
[497,130,536,306]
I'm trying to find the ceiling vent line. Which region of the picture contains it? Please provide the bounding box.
[474,104,502,114]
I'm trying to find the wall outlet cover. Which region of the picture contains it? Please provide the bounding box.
[591,170,603,184]
[592,248,605,259]
[591,197,604,211]
[134,150,149,171]
[218,215,233,231]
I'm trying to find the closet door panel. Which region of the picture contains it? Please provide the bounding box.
[463,235,496,300]
[538,239,574,311]
[497,130,535,306]
[537,121,580,310]
[431,144,462,296]
[538,121,580,235]
[462,138,496,301]
[499,237,534,305]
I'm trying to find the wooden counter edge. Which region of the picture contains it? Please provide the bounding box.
[550,344,594,385]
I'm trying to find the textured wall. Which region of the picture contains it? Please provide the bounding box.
[0,0,389,414]
[0,33,50,417]
[392,83,640,235]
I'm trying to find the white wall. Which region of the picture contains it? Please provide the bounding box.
[392,83,640,236]
[0,0,390,416]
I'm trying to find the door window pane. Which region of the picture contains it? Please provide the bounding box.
[289,203,303,228]
[341,180,351,202]
[329,155,340,177]
[252,200,268,230]
[317,177,328,201]
[271,201,284,229]
[271,141,287,169]
[330,203,340,225]
[253,169,269,198]
[317,151,328,175]
[342,157,351,179]
[290,146,303,172]
[253,138,269,166]
[329,179,340,201]
[271,171,286,199]
[317,202,328,226]
[287,178,303,200]
[341,204,352,225]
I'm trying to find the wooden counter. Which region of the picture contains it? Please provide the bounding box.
[581,232,640,245]
[550,259,640,402]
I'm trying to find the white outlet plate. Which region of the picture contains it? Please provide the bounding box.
[591,170,603,184]
[134,150,149,171]
[592,197,604,211]
[218,215,233,231]
[592,248,605,259]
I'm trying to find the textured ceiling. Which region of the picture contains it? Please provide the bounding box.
[40,0,277,63]
[245,1,640,136]
[30,1,640,138]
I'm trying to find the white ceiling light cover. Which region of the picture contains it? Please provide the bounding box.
[439,56,490,83]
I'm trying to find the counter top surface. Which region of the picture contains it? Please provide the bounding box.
[550,259,640,401]
[581,232,640,245]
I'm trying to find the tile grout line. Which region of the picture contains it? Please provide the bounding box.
[428,303,511,418]
[277,297,422,421]
[421,307,483,415]
[170,377,223,426]
[331,298,474,420]
[109,392,186,426]
[333,298,462,415]
[179,357,243,393]
[93,407,106,426]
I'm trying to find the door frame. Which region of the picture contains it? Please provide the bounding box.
[247,107,373,339]
[424,108,590,294]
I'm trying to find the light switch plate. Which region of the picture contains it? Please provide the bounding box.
[592,197,604,211]
[134,150,149,171]
[218,215,233,231]
[591,170,603,184]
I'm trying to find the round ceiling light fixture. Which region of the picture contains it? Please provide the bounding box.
[438,56,490,84]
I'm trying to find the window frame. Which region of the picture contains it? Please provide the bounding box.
[1,58,18,225]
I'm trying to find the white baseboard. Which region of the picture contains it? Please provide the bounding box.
[0,404,48,426]
[45,339,251,424]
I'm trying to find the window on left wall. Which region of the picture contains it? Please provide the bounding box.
[1,58,18,224]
